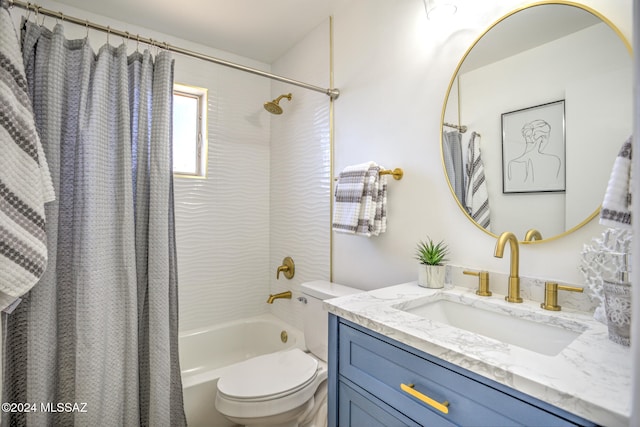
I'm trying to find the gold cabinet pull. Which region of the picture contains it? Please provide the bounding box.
[400,383,449,414]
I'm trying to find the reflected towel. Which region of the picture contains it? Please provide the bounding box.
[0,5,55,309]
[600,137,632,229]
[465,132,490,229]
[443,131,465,206]
[333,162,386,237]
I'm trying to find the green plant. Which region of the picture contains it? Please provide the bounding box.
[415,238,449,266]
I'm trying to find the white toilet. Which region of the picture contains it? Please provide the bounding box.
[215,280,360,427]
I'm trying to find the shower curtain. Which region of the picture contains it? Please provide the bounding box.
[2,20,186,427]
[442,130,465,207]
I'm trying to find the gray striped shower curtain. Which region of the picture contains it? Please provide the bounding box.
[2,20,185,427]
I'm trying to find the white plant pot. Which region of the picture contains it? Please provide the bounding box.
[418,264,446,288]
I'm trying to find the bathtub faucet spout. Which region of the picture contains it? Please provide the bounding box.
[267,291,292,304]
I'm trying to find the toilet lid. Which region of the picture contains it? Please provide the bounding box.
[217,348,318,401]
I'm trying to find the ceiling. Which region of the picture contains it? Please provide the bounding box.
[51,0,341,63]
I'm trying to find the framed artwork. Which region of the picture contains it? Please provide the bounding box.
[501,100,566,193]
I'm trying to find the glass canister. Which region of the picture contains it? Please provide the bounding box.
[602,252,631,346]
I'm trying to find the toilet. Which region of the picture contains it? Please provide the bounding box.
[215,280,360,427]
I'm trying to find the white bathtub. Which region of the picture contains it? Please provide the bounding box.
[180,314,305,427]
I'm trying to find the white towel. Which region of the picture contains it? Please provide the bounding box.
[0,5,55,310]
[465,132,490,229]
[600,137,632,229]
[333,162,387,237]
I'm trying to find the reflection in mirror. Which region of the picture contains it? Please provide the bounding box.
[441,2,631,242]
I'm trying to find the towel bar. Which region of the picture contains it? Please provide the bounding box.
[380,168,404,180]
[334,167,403,181]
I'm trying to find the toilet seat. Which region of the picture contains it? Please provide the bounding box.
[217,348,319,401]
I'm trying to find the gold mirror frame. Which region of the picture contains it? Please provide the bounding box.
[440,0,632,244]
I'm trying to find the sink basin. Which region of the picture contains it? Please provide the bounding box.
[400,297,585,356]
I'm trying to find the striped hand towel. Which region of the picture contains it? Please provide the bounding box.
[600,137,632,229]
[373,171,387,236]
[333,162,387,237]
[465,132,490,229]
[0,4,55,309]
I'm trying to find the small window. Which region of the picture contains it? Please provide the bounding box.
[173,84,208,177]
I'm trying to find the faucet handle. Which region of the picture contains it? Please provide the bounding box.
[276,257,295,280]
[463,270,492,296]
[541,282,583,311]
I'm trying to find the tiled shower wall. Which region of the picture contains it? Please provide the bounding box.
[175,19,332,332]
[173,56,273,332]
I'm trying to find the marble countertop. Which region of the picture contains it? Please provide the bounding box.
[325,281,631,427]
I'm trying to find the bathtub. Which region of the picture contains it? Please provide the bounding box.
[180,313,305,427]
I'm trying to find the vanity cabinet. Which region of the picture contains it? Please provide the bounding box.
[328,315,596,427]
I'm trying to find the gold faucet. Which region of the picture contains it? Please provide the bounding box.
[494,231,522,303]
[524,229,543,242]
[267,290,292,304]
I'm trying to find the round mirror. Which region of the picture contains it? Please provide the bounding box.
[441,1,632,243]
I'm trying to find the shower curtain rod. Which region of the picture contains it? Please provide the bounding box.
[443,122,467,133]
[6,0,340,100]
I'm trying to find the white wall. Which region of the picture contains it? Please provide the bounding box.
[331,0,631,290]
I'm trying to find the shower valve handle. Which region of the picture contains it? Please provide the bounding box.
[276,257,295,280]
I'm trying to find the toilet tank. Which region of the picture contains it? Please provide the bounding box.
[300,280,361,362]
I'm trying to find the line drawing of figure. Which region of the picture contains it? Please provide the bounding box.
[507,119,561,186]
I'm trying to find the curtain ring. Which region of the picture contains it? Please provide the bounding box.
[24,2,32,22]
[84,20,89,38]
[136,34,140,52]
[106,26,110,45]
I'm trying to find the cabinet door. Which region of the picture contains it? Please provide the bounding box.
[338,380,421,427]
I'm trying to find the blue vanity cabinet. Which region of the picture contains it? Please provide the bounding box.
[328,314,596,427]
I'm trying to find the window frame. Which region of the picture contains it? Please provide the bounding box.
[173,83,208,179]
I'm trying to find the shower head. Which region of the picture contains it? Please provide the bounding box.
[264,93,292,115]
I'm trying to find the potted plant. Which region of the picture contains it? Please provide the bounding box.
[415,238,449,288]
